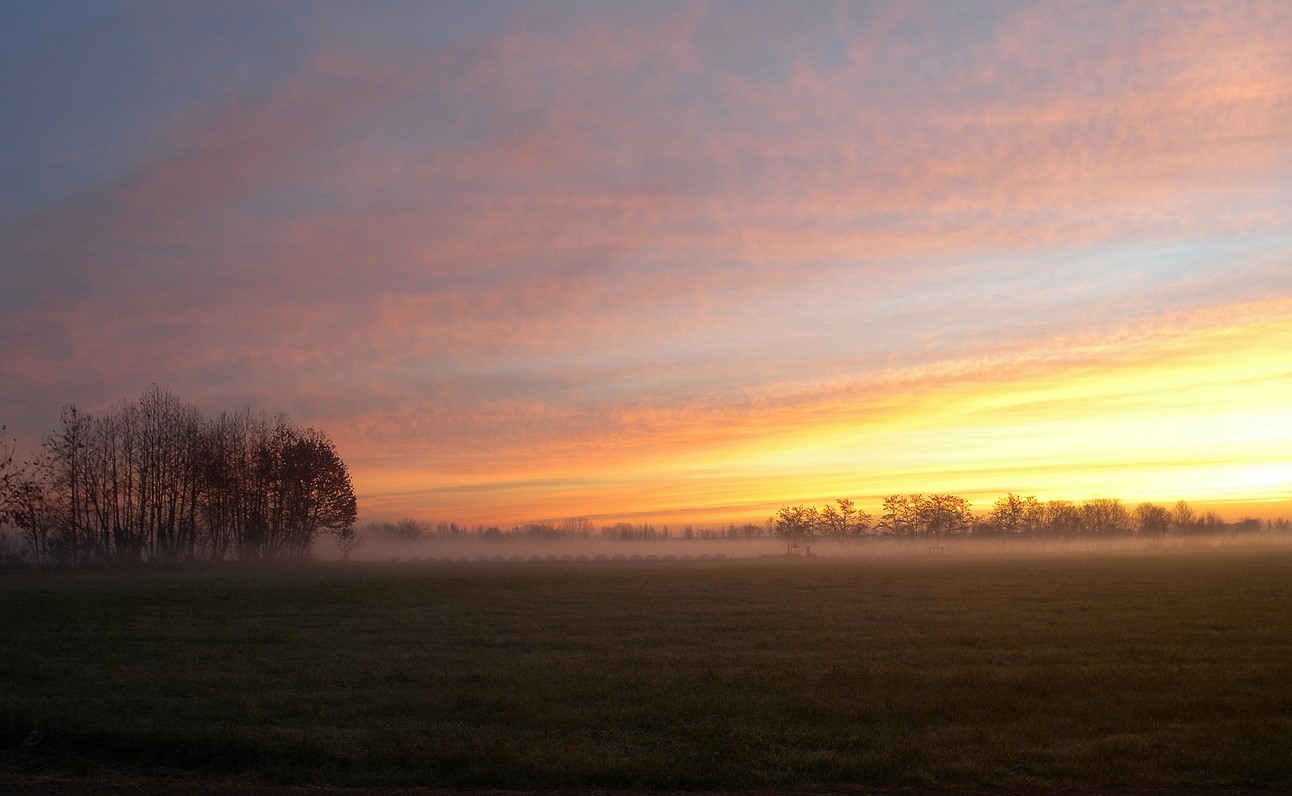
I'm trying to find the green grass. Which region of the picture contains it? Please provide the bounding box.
[2,550,1292,789]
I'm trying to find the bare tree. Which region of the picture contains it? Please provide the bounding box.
[1042,500,1082,536]
[198,409,262,560]
[1081,498,1131,536]
[1135,502,1172,538]
[880,494,974,536]
[774,505,819,554]
[0,425,16,524]
[1171,500,1197,534]
[334,525,365,561]
[819,498,871,541]
[920,494,974,536]
[987,493,1044,535]
[0,427,35,566]
[879,494,920,536]
[7,474,54,567]
[368,518,424,540]
[39,405,97,565]
[8,388,357,566]
[1197,509,1225,534]
[559,517,595,537]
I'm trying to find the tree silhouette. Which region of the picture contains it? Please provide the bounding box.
[1171,500,1197,534]
[987,493,1044,535]
[1081,498,1131,536]
[334,525,365,561]
[879,494,920,536]
[0,426,15,524]
[820,498,871,540]
[1135,502,1172,538]
[5,387,356,566]
[774,505,819,554]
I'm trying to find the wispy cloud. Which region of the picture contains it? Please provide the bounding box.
[2,2,1289,523]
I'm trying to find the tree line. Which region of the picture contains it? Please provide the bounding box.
[361,517,772,543]
[771,493,1283,553]
[0,386,357,567]
[354,492,1285,555]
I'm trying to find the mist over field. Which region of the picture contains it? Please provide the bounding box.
[330,529,1292,565]
[344,534,759,563]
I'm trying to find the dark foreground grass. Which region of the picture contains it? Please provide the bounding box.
[2,549,1291,790]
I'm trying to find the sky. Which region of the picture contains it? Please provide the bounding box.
[2,0,1290,528]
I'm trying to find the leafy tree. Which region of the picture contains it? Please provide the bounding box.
[257,422,357,559]
[1233,516,1263,533]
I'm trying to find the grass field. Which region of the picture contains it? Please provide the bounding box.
[2,548,1292,790]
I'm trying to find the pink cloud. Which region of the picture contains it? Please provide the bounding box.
[5,2,1292,522]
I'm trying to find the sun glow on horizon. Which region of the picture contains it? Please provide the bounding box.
[350,302,1292,526]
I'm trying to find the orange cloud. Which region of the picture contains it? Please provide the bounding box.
[4,3,1290,528]
[347,297,1292,525]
